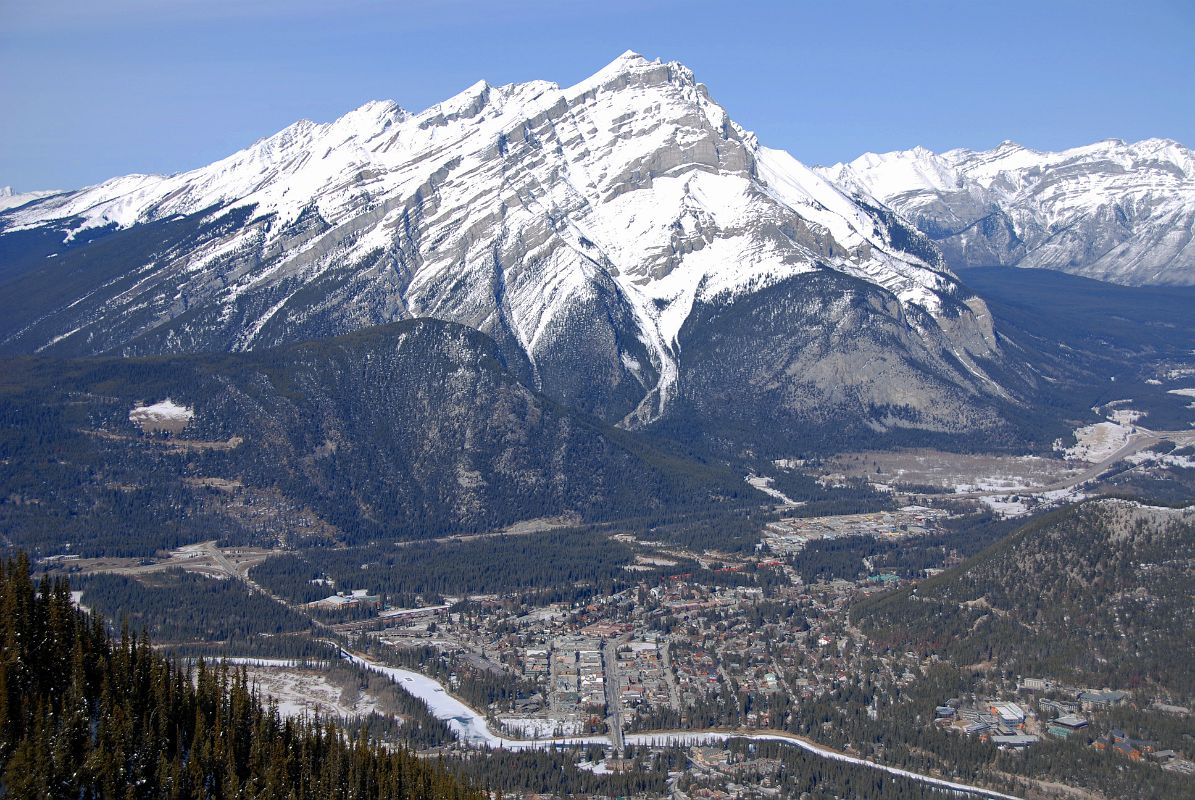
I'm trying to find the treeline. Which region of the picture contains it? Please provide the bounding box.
[252,527,796,613]
[623,507,773,553]
[443,747,677,798]
[767,472,895,517]
[0,553,477,799]
[788,511,1025,584]
[1099,457,1195,507]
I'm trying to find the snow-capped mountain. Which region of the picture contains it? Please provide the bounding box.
[0,186,59,212]
[820,138,1195,285]
[0,52,1008,442]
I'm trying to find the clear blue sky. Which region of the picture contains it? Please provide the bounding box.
[2,0,1193,190]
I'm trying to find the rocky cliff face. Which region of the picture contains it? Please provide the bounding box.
[821,138,1195,285]
[0,52,1007,437]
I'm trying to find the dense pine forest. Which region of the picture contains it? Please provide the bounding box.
[0,554,477,800]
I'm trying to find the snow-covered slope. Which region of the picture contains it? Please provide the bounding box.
[0,186,59,212]
[0,52,1006,435]
[821,139,1195,285]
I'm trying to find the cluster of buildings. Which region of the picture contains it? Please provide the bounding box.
[307,588,381,611]
[928,680,1195,773]
[1088,726,1195,774]
[313,519,1192,786]
[936,699,1041,747]
[611,639,671,724]
[548,637,608,718]
[1017,678,1130,711]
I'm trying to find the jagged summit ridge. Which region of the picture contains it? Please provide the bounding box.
[820,137,1195,285]
[1,52,1004,435]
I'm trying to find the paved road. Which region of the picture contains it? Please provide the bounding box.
[602,639,626,754]
[660,638,681,709]
[189,541,337,632]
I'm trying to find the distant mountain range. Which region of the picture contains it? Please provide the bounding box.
[0,186,57,212]
[821,138,1195,286]
[1,52,1191,454]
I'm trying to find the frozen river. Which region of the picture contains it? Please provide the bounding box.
[341,649,1021,799]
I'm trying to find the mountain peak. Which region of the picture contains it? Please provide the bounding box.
[347,98,407,120]
[0,53,1006,434]
[990,139,1035,156]
[825,137,1195,285]
[567,49,675,95]
[611,49,651,67]
[0,185,59,212]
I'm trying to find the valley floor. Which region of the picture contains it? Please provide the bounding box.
[49,431,1195,800]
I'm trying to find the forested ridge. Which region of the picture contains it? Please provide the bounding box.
[0,554,478,800]
[0,318,752,559]
[852,499,1195,697]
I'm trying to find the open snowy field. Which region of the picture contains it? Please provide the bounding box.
[498,716,584,739]
[244,666,380,721]
[1057,421,1135,463]
[819,450,1083,492]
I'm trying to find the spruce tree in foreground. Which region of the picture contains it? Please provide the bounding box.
[0,554,479,800]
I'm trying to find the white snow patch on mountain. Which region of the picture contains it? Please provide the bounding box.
[129,399,195,433]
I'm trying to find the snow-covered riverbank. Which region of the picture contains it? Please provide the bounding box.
[342,651,606,749]
[341,650,1021,800]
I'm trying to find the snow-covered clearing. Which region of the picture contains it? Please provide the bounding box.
[1125,449,1195,470]
[129,398,194,434]
[979,485,1090,519]
[245,666,379,721]
[979,496,1031,517]
[954,476,1034,493]
[745,474,801,506]
[823,450,1080,493]
[1057,421,1134,463]
[1105,407,1143,425]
